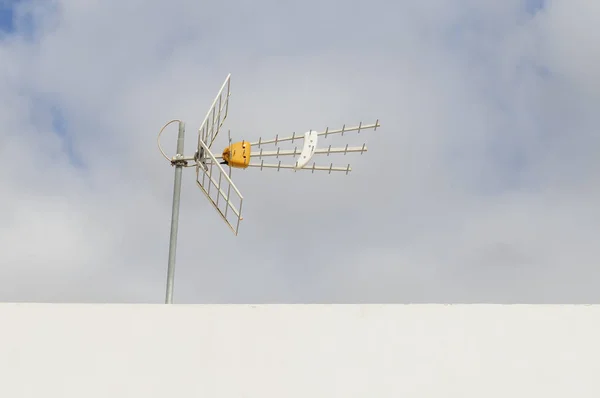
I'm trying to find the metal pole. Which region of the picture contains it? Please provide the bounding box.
[165,121,185,304]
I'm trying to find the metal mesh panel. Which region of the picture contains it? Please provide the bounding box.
[196,139,243,235]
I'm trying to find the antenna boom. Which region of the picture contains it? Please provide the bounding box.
[212,145,368,161]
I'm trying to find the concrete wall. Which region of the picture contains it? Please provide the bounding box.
[1,304,599,397]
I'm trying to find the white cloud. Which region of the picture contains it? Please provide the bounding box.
[0,0,598,303]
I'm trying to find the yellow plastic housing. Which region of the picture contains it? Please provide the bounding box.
[222,141,251,169]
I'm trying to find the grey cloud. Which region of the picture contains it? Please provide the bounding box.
[0,0,598,303]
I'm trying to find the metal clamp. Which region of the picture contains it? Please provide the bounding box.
[170,154,188,167]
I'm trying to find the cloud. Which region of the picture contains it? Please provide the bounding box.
[0,0,598,303]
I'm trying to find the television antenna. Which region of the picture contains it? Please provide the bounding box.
[157,74,381,304]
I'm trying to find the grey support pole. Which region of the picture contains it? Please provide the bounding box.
[165,121,186,304]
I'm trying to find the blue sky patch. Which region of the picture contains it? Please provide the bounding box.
[525,0,545,15]
[0,0,49,41]
[0,1,15,33]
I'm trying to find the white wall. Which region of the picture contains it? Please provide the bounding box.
[1,304,598,397]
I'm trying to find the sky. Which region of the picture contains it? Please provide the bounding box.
[0,0,598,304]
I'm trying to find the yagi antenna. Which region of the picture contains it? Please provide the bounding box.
[156,73,381,304]
[213,123,378,174]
